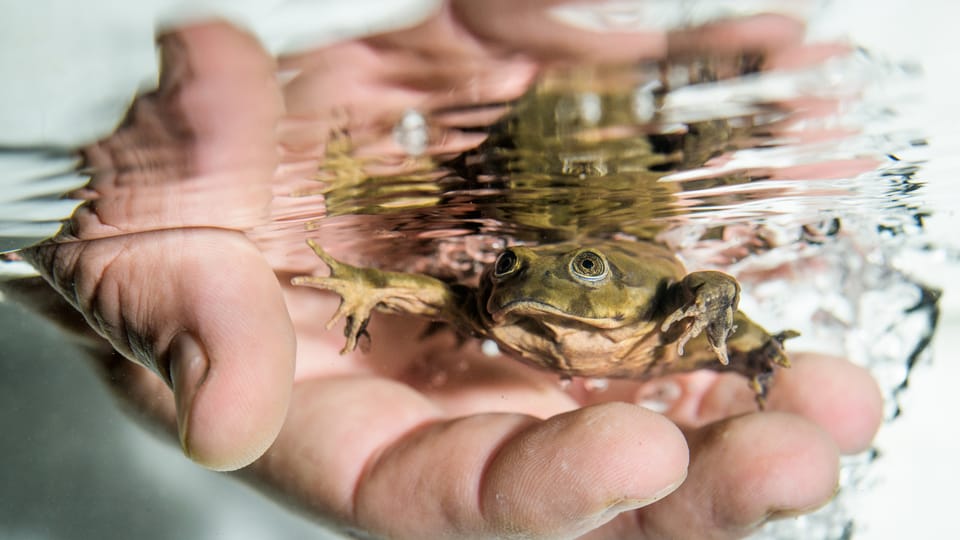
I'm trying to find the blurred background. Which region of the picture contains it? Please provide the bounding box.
[2,1,958,538]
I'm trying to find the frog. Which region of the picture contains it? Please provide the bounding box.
[293,238,796,406]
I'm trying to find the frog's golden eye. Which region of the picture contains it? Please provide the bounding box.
[493,249,520,278]
[570,251,607,281]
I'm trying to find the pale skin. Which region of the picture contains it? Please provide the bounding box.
[11,6,884,539]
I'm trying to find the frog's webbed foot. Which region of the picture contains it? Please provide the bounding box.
[291,240,387,353]
[746,330,799,408]
[293,239,460,355]
[661,270,740,365]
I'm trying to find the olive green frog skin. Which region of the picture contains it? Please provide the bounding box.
[293,239,795,405]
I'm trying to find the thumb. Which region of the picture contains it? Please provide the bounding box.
[25,228,295,471]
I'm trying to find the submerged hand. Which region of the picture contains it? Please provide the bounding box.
[250,305,883,539]
[10,7,884,539]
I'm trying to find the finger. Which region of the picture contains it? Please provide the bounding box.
[667,14,806,58]
[765,353,883,453]
[670,353,883,454]
[24,229,296,471]
[451,0,668,62]
[0,276,179,429]
[624,412,839,539]
[38,21,290,471]
[254,377,688,539]
[78,21,281,237]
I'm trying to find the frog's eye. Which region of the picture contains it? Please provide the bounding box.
[570,251,608,281]
[494,249,520,278]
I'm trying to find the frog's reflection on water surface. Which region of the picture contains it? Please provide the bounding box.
[308,54,793,291]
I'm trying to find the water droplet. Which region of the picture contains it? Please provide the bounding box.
[481,339,500,357]
[393,109,428,156]
[633,81,660,122]
[577,92,603,125]
[583,378,609,392]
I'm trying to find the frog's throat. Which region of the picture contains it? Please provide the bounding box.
[489,299,624,329]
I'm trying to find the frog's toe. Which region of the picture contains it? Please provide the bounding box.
[662,300,735,365]
[705,317,736,366]
[328,295,379,352]
[710,340,730,366]
[735,329,799,408]
[291,275,354,299]
[663,303,704,356]
[305,238,343,270]
[294,272,379,353]
[749,373,773,409]
[669,310,702,356]
[661,305,688,333]
[341,314,372,354]
[771,330,800,367]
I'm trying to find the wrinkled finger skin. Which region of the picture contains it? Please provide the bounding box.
[7,3,885,539]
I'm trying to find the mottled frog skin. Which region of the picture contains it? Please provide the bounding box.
[294,239,795,404]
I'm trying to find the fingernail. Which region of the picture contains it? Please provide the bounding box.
[600,473,687,520]
[601,498,649,520]
[758,484,839,524]
[169,332,209,457]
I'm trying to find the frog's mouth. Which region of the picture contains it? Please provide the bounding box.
[490,299,618,329]
[491,299,562,322]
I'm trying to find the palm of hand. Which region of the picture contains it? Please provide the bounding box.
[266,281,880,538]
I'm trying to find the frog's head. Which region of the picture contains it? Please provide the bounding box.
[480,243,659,329]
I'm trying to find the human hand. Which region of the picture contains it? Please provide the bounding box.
[12,5,883,538]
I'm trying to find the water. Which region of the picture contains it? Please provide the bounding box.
[0,1,954,538]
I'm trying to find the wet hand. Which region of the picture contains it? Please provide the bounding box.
[9,7,884,539]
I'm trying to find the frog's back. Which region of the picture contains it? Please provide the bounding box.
[595,240,686,292]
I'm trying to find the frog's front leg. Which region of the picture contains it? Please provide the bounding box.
[661,270,740,365]
[292,239,460,354]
